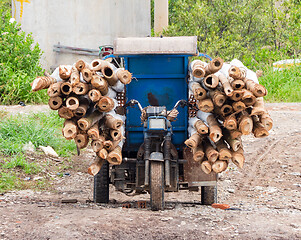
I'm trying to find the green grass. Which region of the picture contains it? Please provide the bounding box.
[0,111,77,193]
[260,65,301,102]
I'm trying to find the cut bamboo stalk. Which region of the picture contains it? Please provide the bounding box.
[66,96,80,110]
[242,89,256,106]
[197,98,214,112]
[189,82,207,101]
[116,68,132,85]
[31,76,57,92]
[59,65,72,80]
[238,112,253,135]
[260,112,273,131]
[91,136,105,153]
[48,96,63,110]
[204,74,219,89]
[228,66,243,80]
[192,144,205,162]
[82,68,93,82]
[74,133,89,149]
[88,89,102,102]
[216,140,232,161]
[101,64,118,86]
[225,135,242,151]
[110,129,123,141]
[90,59,103,71]
[61,82,73,95]
[73,99,90,117]
[218,74,233,96]
[73,82,89,95]
[88,157,105,176]
[97,148,108,159]
[229,77,245,90]
[184,133,203,149]
[251,97,266,116]
[87,122,100,140]
[229,130,242,139]
[244,78,267,97]
[58,106,74,119]
[91,75,109,95]
[70,67,80,86]
[212,160,228,173]
[205,57,224,76]
[75,59,87,72]
[230,90,243,101]
[224,114,237,130]
[252,116,269,138]
[194,119,208,134]
[104,140,114,151]
[218,104,233,117]
[232,101,246,112]
[105,114,123,130]
[47,82,62,97]
[97,96,115,112]
[190,60,206,78]
[201,160,212,174]
[207,114,223,142]
[231,148,245,168]
[209,90,226,107]
[77,111,104,131]
[62,120,78,140]
[204,141,219,163]
[107,146,122,165]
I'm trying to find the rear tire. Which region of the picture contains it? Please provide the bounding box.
[201,186,217,205]
[150,161,164,211]
[94,161,109,203]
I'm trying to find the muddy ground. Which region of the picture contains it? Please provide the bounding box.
[0,103,300,240]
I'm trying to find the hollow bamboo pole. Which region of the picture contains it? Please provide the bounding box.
[77,111,104,131]
[229,130,242,139]
[66,96,80,110]
[88,89,102,102]
[87,122,100,140]
[107,146,122,165]
[105,114,123,130]
[204,141,219,163]
[101,63,118,86]
[48,96,63,110]
[73,82,89,95]
[223,114,237,130]
[189,60,206,78]
[116,68,132,85]
[212,160,228,173]
[59,65,72,80]
[207,114,223,143]
[75,59,87,72]
[82,68,93,82]
[205,57,224,76]
[216,140,232,161]
[244,79,267,97]
[47,82,62,97]
[88,157,105,176]
[232,101,246,112]
[103,140,114,152]
[91,136,105,153]
[229,77,245,90]
[230,90,243,101]
[231,148,245,168]
[217,104,233,117]
[110,129,123,141]
[228,66,244,80]
[260,112,273,131]
[218,74,234,97]
[73,99,90,118]
[238,111,253,135]
[90,59,103,71]
[251,97,266,116]
[252,116,269,138]
[91,75,109,95]
[70,67,80,86]
[194,119,208,134]
[58,106,74,119]
[197,98,214,112]
[189,82,207,101]
[201,160,212,174]
[31,76,57,92]
[241,89,256,106]
[97,96,115,112]
[60,82,73,95]
[97,148,108,159]
[62,120,78,140]
[192,144,205,162]
[184,133,203,149]
[204,74,219,89]
[209,90,226,107]
[224,134,242,152]
[74,133,89,149]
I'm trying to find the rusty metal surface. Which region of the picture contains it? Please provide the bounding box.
[183,147,217,186]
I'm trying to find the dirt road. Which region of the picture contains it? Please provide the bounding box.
[0,103,300,239]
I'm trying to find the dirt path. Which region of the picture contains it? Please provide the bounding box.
[0,103,301,239]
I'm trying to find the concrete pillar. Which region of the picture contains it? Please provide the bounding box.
[154,0,168,34]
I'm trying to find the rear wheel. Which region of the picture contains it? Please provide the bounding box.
[201,186,217,205]
[150,161,164,211]
[94,161,109,203]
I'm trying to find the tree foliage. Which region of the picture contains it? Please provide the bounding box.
[164,0,301,69]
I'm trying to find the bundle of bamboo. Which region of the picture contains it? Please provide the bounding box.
[186,58,272,174]
[31,59,131,175]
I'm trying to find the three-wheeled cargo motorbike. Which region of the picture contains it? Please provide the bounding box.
[94,37,217,210]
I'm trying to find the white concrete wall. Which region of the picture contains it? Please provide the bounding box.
[12,0,151,70]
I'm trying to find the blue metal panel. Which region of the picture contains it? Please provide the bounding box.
[120,54,192,149]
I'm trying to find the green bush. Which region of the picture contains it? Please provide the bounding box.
[0,6,47,104]
[163,0,301,70]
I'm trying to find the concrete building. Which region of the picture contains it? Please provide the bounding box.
[12,0,151,70]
